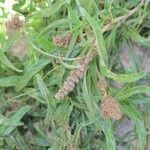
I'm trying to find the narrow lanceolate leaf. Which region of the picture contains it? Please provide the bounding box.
[31,136,52,147]
[83,74,95,119]
[65,29,79,58]
[121,102,146,150]
[26,29,56,52]
[132,97,150,104]
[106,27,117,49]
[78,3,108,63]
[56,101,73,125]
[0,76,21,87]
[68,6,82,26]
[4,31,21,50]
[35,74,56,124]
[10,105,31,122]
[121,101,146,149]
[100,65,146,82]
[135,120,146,150]
[116,86,150,100]
[101,119,116,150]
[5,136,17,150]
[26,88,46,104]
[36,74,49,101]
[35,74,55,107]
[0,49,22,72]
[59,59,81,69]
[76,3,146,83]
[127,25,150,48]
[0,105,30,137]
[15,132,30,150]
[40,18,71,35]
[35,0,68,17]
[16,58,52,91]
[73,121,92,145]
[120,101,142,120]
[0,24,5,43]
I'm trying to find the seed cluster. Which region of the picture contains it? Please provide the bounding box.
[5,16,23,35]
[53,33,71,48]
[55,47,97,100]
[5,15,27,60]
[101,95,122,120]
[99,80,122,120]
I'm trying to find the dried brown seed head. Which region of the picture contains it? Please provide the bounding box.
[101,95,122,120]
[55,46,98,100]
[53,33,71,48]
[5,15,23,35]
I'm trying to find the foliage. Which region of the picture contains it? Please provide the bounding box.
[0,0,150,149]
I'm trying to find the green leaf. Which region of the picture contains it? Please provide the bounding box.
[101,119,116,150]
[106,27,117,49]
[26,88,46,104]
[76,2,146,83]
[10,105,30,122]
[83,74,95,121]
[132,96,150,104]
[5,136,17,149]
[55,101,73,125]
[120,101,146,149]
[31,136,52,147]
[120,101,142,120]
[116,86,150,100]
[35,0,68,17]
[0,76,21,87]
[3,31,21,50]
[78,3,108,63]
[0,122,22,137]
[125,39,140,71]
[26,29,56,52]
[127,25,150,48]
[65,29,79,58]
[59,59,81,69]
[0,49,23,72]
[0,105,30,137]
[16,57,52,91]
[135,120,146,150]
[0,24,5,43]
[121,99,147,150]
[15,131,30,150]
[73,121,92,145]
[101,64,146,82]
[40,18,71,35]
[35,74,56,124]
[68,6,82,26]
[35,74,50,101]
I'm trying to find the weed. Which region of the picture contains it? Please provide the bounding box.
[0,0,150,149]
